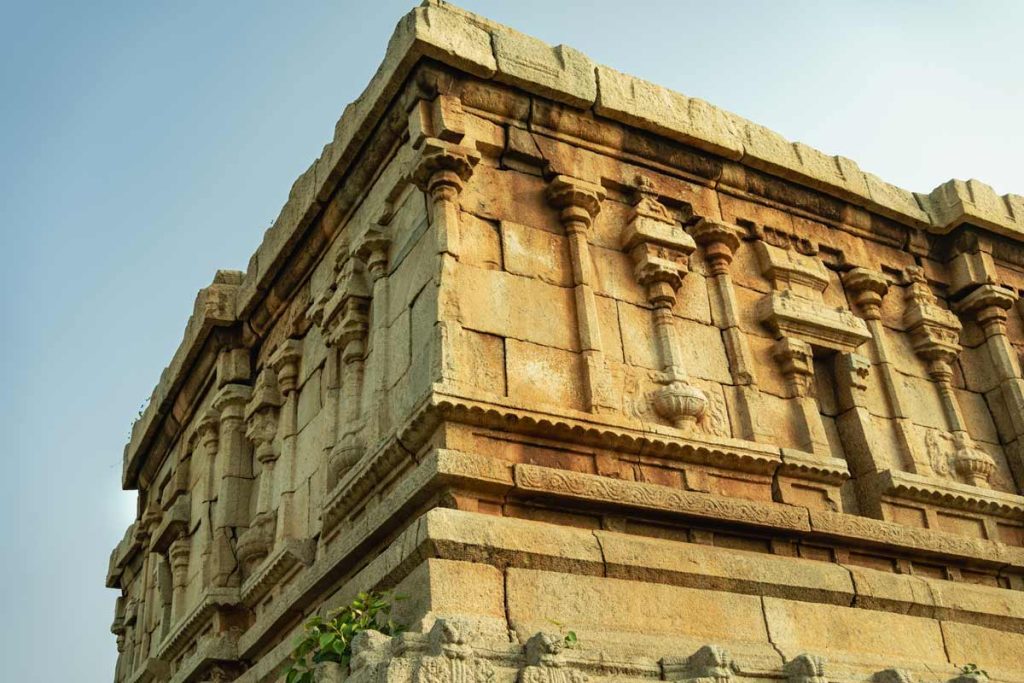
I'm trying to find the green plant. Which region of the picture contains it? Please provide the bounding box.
[562,630,579,649]
[960,664,988,678]
[546,619,579,649]
[286,591,403,683]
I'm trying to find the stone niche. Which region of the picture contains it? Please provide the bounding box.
[107,3,1024,683]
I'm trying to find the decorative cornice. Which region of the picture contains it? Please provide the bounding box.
[778,449,851,485]
[515,463,810,531]
[863,468,1024,519]
[240,538,316,608]
[155,586,241,664]
[422,391,785,476]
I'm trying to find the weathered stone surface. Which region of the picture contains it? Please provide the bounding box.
[109,3,1024,682]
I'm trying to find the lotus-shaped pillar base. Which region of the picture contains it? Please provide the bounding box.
[953,445,996,488]
[652,380,708,428]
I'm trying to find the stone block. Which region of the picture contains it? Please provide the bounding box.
[492,27,597,109]
[296,367,322,433]
[501,220,572,287]
[214,476,254,529]
[422,508,605,575]
[941,621,1024,675]
[387,310,412,389]
[597,530,854,604]
[505,339,584,412]
[391,559,507,636]
[592,243,649,307]
[386,217,435,326]
[461,165,563,236]
[507,568,770,654]
[459,213,502,271]
[594,65,744,161]
[763,596,948,668]
[454,263,579,351]
[451,328,506,397]
[618,300,659,370]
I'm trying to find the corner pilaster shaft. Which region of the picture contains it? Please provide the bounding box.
[955,283,1024,488]
[411,137,479,385]
[548,174,613,413]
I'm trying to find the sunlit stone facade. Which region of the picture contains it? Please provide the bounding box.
[108,3,1024,682]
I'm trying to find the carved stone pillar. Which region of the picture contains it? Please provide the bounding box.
[411,136,480,387]
[691,217,770,442]
[843,267,927,474]
[622,179,707,428]
[548,174,614,413]
[771,337,830,455]
[954,283,1024,488]
[237,368,283,573]
[903,266,995,487]
[313,255,371,492]
[355,226,392,447]
[196,408,220,510]
[269,339,302,542]
[168,536,190,621]
[210,383,251,587]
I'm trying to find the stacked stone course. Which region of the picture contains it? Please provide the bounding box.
[108,3,1024,682]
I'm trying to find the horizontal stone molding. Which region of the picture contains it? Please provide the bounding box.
[863,468,1024,520]
[154,587,240,665]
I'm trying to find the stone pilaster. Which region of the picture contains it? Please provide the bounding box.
[269,339,303,542]
[313,255,372,492]
[772,336,831,455]
[237,368,284,573]
[691,217,770,442]
[903,266,995,487]
[622,178,706,428]
[843,267,927,475]
[954,283,1024,489]
[168,536,190,621]
[411,136,480,389]
[355,226,392,447]
[547,174,614,413]
[210,382,252,587]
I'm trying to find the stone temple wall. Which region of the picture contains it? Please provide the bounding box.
[107,3,1024,682]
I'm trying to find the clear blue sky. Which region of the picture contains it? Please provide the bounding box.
[1,1,1021,679]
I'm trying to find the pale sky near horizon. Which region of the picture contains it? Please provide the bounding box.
[1,1,1022,679]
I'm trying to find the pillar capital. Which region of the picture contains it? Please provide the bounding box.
[954,283,1017,335]
[315,257,372,355]
[411,137,480,202]
[245,369,283,465]
[269,339,303,396]
[842,267,889,320]
[211,383,252,421]
[690,218,741,275]
[547,174,605,234]
[354,226,391,284]
[773,337,815,398]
